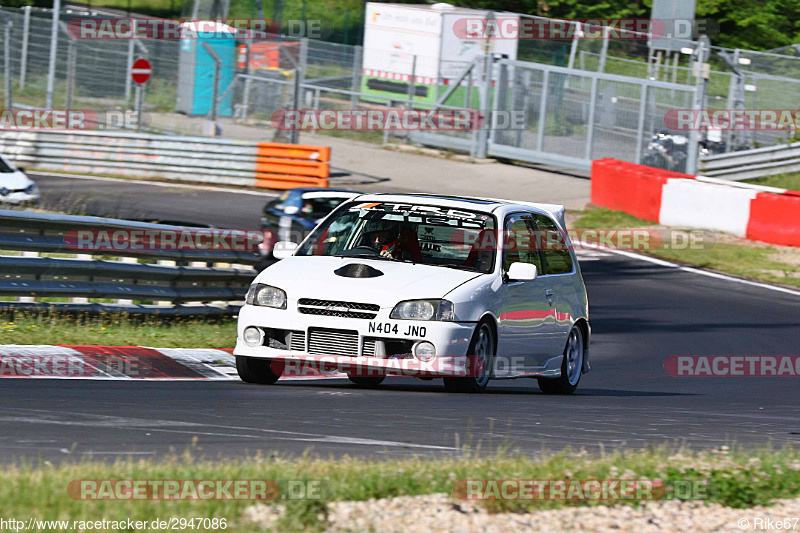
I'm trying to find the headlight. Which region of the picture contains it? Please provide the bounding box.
[23,183,38,194]
[245,283,287,309]
[390,299,454,321]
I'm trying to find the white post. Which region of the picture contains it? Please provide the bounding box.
[19,6,31,89]
[4,22,11,110]
[46,0,61,109]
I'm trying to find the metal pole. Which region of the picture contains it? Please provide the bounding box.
[201,42,222,124]
[350,45,362,108]
[406,55,416,107]
[46,0,61,109]
[290,38,308,144]
[492,60,508,145]
[475,13,495,159]
[583,76,599,160]
[476,52,493,159]
[4,22,11,110]
[686,36,710,175]
[66,40,76,109]
[567,22,580,71]
[465,69,472,108]
[125,21,136,103]
[598,26,609,73]
[135,84,142,131]
[20,6,30,90]
[241,77,251,121]
[634,84,648,164]
[536,70,549,152]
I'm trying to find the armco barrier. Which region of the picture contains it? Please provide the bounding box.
[591,159,800,247]
[0,209,261,314]
[0,131,330,189]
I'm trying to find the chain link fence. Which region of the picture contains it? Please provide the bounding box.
[1,6,798,174]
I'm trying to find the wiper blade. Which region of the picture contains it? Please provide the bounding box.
[437,263,478,272]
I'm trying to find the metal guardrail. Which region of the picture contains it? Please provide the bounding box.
[0,130,331,188]
[698,141,800,181]
[0,209,260,315]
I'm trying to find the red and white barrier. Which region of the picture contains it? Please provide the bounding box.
[591,159,800,247]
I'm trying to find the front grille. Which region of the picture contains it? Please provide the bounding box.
[308,328,359,356]
[297,298,380,320]
[362,338,376,357]
[288,330,305,351]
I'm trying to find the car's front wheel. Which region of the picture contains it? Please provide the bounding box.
[236,356,282,385]
[538,325,584,395]
[443,321,495,393]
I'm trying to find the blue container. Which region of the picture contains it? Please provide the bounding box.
[176,32,236,117]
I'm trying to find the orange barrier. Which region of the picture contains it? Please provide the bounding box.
[746,192,800,247]
[254,142,331,189]
[590,159,694,222]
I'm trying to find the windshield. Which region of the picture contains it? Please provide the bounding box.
[298,195,352,218]
[295,201,497,273]
[0,157,15,173]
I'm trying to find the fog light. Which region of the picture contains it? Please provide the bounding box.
[413,341,436,362]
[243,326,264,347]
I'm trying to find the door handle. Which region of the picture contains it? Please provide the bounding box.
[545,289,554,305]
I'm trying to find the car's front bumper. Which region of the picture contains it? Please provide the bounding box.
[234,303,477,377]
[0,191,40,205]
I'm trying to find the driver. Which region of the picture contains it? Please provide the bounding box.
[364,221,408,260]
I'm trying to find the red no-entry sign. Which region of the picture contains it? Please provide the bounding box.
[131,58,152,84]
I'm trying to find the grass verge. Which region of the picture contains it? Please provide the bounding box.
[1,446,798,531]
[0,311,236,348]
[743,172,800,191]
[570,208,800,288]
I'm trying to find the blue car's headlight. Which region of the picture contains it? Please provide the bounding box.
[390,299,454,321]
[245,283,287,309]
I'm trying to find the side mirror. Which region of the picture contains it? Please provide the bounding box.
[272,241,298,260]
[16,167,26,174]
[507,262,537,282]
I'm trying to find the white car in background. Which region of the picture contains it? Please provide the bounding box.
[235,194,590,394]
[0,155,40,205]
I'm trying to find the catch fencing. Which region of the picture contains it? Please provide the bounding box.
[2,6,799,176]
[0,209,260,314]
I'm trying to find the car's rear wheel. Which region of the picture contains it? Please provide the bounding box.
[236,356,282,385]
[538,325,584,395]
[347,375,385,388]
[443,321,494,393]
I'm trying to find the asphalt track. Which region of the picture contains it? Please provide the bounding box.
[0,174,798,462]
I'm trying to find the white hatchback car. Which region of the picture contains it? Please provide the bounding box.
[235,194,590,393]
[0,155,40,205]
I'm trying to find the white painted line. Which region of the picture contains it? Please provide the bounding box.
[28,171,280,197]
[579,240,800,297]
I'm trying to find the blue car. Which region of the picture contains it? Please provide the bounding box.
[258,188,360,267]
